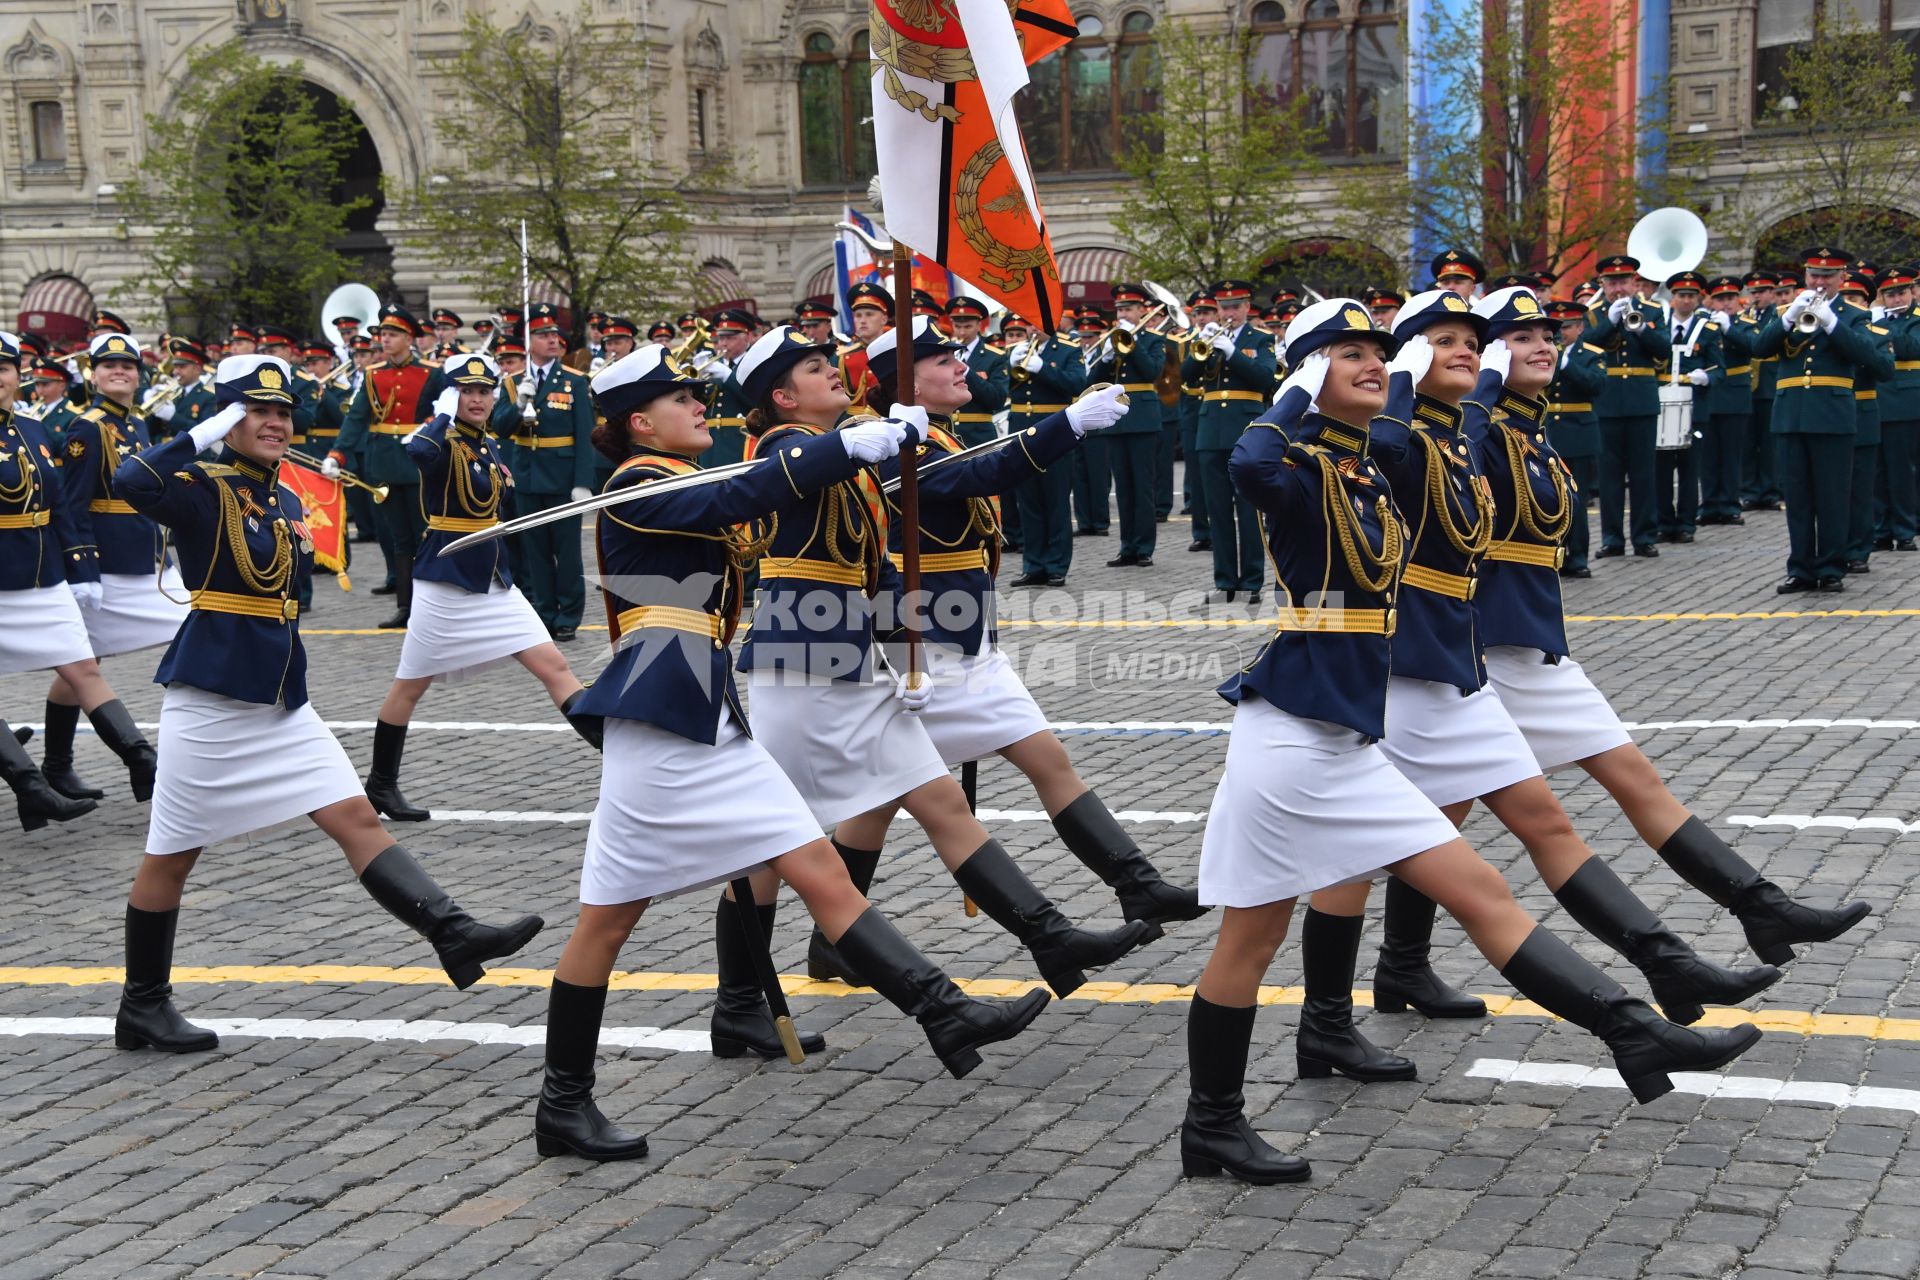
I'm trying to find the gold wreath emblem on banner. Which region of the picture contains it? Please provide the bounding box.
[955,140,1057,293]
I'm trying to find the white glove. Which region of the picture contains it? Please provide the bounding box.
[570,486,593,503]
[1116,318,1138,334]
[1782,291,1815,325]
[69,581,102,610]
[1196,323,1223,346]
[841,417,909,463]
[1608,297,1632,323]
[1480,339,1513,381]
[1021,349,1044,374]
[188,403,244,453]
[1814,295,1839,333]
[321,454,342,480]
[1007,340,1030,366]
[1387,334,1434,383]
[1872,304,1887,322]
[152,400,176,423]
[891,667,932,714]
[886,403,929,446]
[1065,384,1129,436]
[704,358,733,382]
[1686,368,1710,387]
[1276,351,1329,407]
[1211,331,1236,356]
[432,386,459,420]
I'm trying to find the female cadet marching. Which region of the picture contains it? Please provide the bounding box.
[0,330,117,830]
[1180,300,1762,1186]
[531,345,1050,1163]
[36,329,175,805]
[731,325,1159,1007]
[360,352,598,820]
[1287,290,1774,1087]
[800,319,1203,989]
[108,355,544,1055]
[1444,288,1873,977]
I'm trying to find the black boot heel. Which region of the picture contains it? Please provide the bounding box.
[1296,1055,1332,1079]
[444,959,485,991]
[1659,999,1704,1027]
[1752,939,1795,966]
[1181,1152,1224,1178]
[1625,1071,1674,1104]
[1371,992,1408,1014]
[941,1046,984,1078]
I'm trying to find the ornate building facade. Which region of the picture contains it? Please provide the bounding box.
[2,0,1915,340]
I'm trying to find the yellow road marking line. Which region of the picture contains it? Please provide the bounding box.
[2,966,1911,1041]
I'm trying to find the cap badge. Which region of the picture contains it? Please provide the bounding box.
[259,367,283,389]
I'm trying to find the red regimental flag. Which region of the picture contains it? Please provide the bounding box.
[279,461,351,588]
[869,0,1070,333]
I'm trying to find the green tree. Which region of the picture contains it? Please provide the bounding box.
[399,5,725,348]
[1335,3,1685,281]
[1112,20,1327,289]
[1732,19,1920,265]
[119,42,370,335]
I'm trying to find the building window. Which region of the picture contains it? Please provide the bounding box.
[30,101,66,164]
[1025,12,1160,175]
[798,30,874,186]
[1756,0,1920,119]
[1250,0,1403,157]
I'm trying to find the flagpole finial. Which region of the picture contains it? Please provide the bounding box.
[867,176,884,211]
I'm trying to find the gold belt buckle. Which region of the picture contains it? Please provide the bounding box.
[1554,546,1567,569]
[281,599,299,621]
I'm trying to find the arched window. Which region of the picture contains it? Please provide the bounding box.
[29,100,65,164]
[798,32,874,186]
[1024,11,1160,174]
[1251,0,1402,157]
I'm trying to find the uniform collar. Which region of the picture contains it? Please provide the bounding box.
[1412,393,1463,431]
[633,445,700,465]
[92,391,132,416]
[1303,412,1369,454]
[1495,389,1545,423]
[452,418,487,439]
[228,451,280,486]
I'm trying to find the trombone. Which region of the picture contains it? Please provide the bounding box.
[286,448,389,502]
[670,317,711,366]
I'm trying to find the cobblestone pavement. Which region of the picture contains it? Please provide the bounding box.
[2,490,1917,1280]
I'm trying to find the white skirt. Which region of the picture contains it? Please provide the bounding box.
[395,578,551,683]
[747,671,952,827]
[1378,677,1544,807]
[1199,695,1460,908]
[1483,646,1632,772]
[0,585,95,675]
[146,684,365,855]
[579,710,824,905]
[85,569,190,657]
[912,644,1051,765]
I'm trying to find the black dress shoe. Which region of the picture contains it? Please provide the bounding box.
[1845,560,1869,575]
[1874,537,1895,551]
[377,610,410,629]
[1073,527,1104,538]
[371,582,398,596]
[1135,557,1154,567]
[553,626,578,642]
[1045,574,1067,587]
[1189,539,1211,552]
[1658,530,1679,544]
[1633,544,1659,558]
[1817,577,1846,592]
[1560,565,1592,578]
[1677,531,1695,543]
[1596,545,1625,559]
[1156,514,1170,523]
[1726,513,1745,525]
[1246,589,1261,606]
[1009,571,1049,587]
[1216,589,1236,603]
[1776,576,1815,594]
[1898,539,1918,551]
[1106,552,1141,567]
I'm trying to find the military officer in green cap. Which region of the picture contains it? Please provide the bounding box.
[1753,247,1882,592]
[24,355,81,449]
[1741,271,1785,510]
[1178,290,1215,553]
[1697,277,1756,526]
[1872,263,1920,551]
[1088,282,1167,566]
[1654,271,1721,544]
[1068,306,1114,538]
[1007,319,1088,585]
[1544,298,1606,576]
[333,303,435,626]
[696,308,756,468]
[1839,267,1896,572]
[1182,279,1274,602]
[500,300,596,640]
[1586,253,1670,557]
[945,295,1008,449]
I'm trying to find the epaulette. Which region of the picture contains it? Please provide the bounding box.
[1871,324,1889,336]
[1582,342,1605,354]
[197,462,241,479]
[984,343,1005,354]
[78,405,108,422]
[367,360,390,371]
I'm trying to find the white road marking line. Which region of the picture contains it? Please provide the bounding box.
[1466,1058,1920,1114]
[1728,814,1920,835]
[0,1015,708,1053]
[425,808,1208,825]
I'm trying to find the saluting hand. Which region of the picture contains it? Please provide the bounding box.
[188,403,245,454]
[1387,334,1434,383]
[432,386,459,421]
[1277,351,1330,407]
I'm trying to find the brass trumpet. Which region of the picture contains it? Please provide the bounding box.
[670,318,711,366]
[1794,288,1827,335]
[287,448,389,503]
[137,376,184,415]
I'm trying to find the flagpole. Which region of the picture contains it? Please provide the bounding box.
[891,240,922,687]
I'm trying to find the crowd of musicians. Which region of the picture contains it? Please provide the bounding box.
[0,239,1885,1184]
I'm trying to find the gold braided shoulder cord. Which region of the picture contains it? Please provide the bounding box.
[213,477,292,596]
[1318,453,1401,594]
[0,444,35,506]
[1502,427,1572,543]
[449,436,501,520]
[1415,430,1492,555]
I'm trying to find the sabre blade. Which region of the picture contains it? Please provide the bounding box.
[439,457,763,553]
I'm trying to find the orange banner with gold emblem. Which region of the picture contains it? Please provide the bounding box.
[869,0,1073,332]
[280,460,351,588]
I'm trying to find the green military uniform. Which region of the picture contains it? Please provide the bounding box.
[336,305,437,625]
[1655,291,1722,542]
[1068,325,1113,538]
[1175,332,1209,547]
[503,343,596,635]
[1845,294,1895,568]
[1010,336,1087,582]
[1698,284,1756,524]
[1183,284,1274,597]
[1086,316,1166,564]
[701,371,752,468]
[953,336,1010,449]
[1873,287,1920,547]
[1743,277,1785,509]
[1583,262,1671,554]
[1752,269,1878,589]
[1544,331,1606,573]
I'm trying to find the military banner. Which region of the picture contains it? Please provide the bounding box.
[279,460,352,588]
[868,0,1074,332]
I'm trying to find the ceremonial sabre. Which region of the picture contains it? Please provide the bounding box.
[439,459,761,553]
[727,877,805,1064]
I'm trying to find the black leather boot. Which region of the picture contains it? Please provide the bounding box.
[1551,857,1779,1025]
[559,690,604,751]
[950,839,1163,998]
[377,557,412,629]
[829,906,1050,1078]
[1181,994,1310,1184]
[1500,926,1763,1103]
[807,840,881,986]
[40,700,103,799]
[1656,816,1871,964]
[87,699,157,803]
[1052,791,1207,926]
[1,719,96,832]
[711,897,826,1059]
[1373,877,1487,1018]
[534,978,650,1161]
[1297,909,1417,1082]
[364,720,430,822]
[116,905,218,1053]
[357,844,543,989]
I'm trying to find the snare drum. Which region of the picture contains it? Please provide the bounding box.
[1656,383,1694,451]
